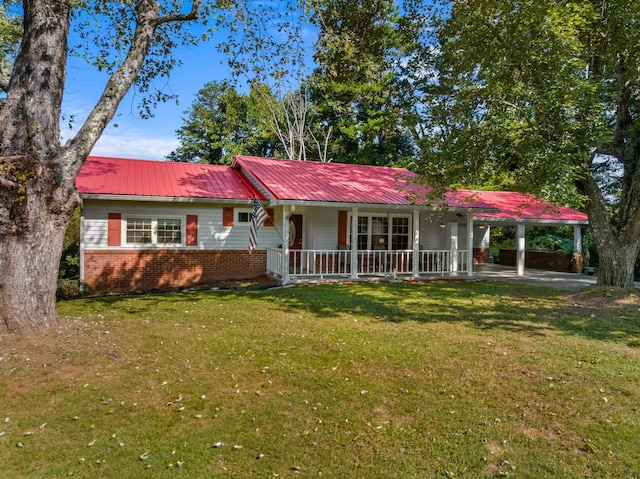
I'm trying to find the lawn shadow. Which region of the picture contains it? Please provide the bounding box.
[60,281,640,347]
[259,281,640,347]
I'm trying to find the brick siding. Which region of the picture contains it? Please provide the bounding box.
[84,249,267,294]
[473,248,490,264]
[498,249,580,273]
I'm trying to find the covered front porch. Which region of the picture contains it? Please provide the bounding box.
[267,247,470,282]
[265,205,479,284]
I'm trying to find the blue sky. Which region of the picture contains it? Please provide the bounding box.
[60,8,316,161]
[61,38,239,160]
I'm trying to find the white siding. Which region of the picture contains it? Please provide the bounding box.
[82,200,282,250]
[474,226,490,248]
[419,218,441,249]
[313,207,339,249]
[83,199,486,252]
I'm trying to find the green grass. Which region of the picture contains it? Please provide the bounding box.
[2,281,640,478]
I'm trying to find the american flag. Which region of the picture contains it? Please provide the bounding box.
[248,199,269,253]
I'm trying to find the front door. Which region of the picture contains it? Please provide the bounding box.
[289,214,303,268]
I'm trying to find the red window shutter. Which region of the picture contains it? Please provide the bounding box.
[186,215,198,246]
[107,213,121,246]
[338,210,347,245]
[264,208,274,227]
[222,207,234,226]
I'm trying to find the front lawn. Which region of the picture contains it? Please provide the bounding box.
[1,281,639,478]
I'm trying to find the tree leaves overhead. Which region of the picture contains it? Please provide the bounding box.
[66,1,307,120]
[420,0,607,203]
[0,0,22,95]
[422,0,640,287]
[308,0,420,166]
[167,81,281,164]
[68,1,203,119]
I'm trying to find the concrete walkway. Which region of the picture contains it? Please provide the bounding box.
[473,264,600,291]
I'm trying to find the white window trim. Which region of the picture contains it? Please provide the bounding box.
[123,215,185,247]
[347,213,412,250]
[236,208,252,224]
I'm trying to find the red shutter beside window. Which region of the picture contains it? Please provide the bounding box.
[223,207,234,226]
[186,215,198,246]
[265,208,274,227]
[338,210,347,245]
[108,213,121,246]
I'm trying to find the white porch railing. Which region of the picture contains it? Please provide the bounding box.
[266,248,469,281]
[267,247,285,278]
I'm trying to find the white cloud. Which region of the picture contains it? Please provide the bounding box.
[90,132,180,160]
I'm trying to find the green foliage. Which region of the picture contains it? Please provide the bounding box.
[529,234,574,254]
[59,207,81,279]
[419,1,603,204]
[308,0,420,166]
[167,81,282,164]
[416,0,640,287]
[56,279,83,299]
[420,0,640,211]
[0,1,21,94]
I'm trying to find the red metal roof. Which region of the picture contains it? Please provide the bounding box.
[76,155,588,223]
[471,190,588,223]
[76,156,260,200]
[232,156,495,210]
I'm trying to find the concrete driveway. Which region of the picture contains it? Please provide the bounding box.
[473,264,600,291]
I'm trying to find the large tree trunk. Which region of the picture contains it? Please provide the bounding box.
[0,189,74,333]
[0,0,199,333]
[582,173,640,290]
[596,238,640,288]
[0,1,73,333]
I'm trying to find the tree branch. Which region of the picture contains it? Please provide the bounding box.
[155,0,200,25]
[65,0,201,176]
[0,176,18,189]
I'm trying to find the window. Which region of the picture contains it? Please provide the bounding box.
[357,216,368,250]
[350,214,411,250]
[237,211,251,223]
[391,217,410,250]
[126,218,152,244]
[371,216,389,248]
[125,217,183,246]
[157,219,182,245]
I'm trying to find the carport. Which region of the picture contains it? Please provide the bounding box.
[471,191,589,277]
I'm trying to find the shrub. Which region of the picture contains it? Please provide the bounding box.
[56,279,83,300]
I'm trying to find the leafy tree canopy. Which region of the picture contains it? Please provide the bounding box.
[308,0,420,166]
[168,81,282,164]
[419,0,640,287]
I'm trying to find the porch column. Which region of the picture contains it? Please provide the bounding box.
[282,205,291,284]
[412,209,420,279]
[516,224,526,277]
[466,213,474,277]
[450,221,458,273]
[350,207,358,280]
[573,225,583,254]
